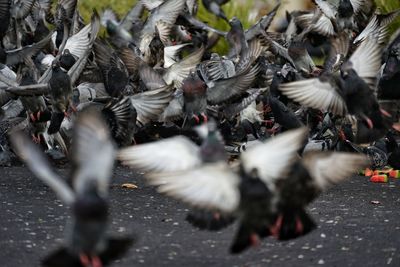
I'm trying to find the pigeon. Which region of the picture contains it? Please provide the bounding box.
[11,109,133,267]
[386,131,400,169]
[139,0,187,61]
[181,73,208,126]
[101,6,141,47]
[59,49,78,71]
[279,37,392,143]
[226,17,248,58]
[202,0,230,22]
[378,29,400,99]
[354,9,400,45]
[0,0,398,260]
[0,0,10,41]
[0,31,53,67]
[272,151,368,240]
[18,66,51,143]
[345,139,388,170]
[94,40,130,98]
[287,37,319,76]
[266,95,304,131]
[79,97,136,147]
[119,120,236,229]
[295,0,370,37]
[48,60,73,134]
[120,126,366,253]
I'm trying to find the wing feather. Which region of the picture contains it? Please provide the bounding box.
[148,163,240,213]
[302,152,368,190]
[279,78,347,116]
[118,135,202,173]
[71,109,116,196]
[348,38,382,88]
[240,127,308,187]
[130,86,173,125]
[10,132,75,204]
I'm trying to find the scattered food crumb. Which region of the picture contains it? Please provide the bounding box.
[122,183,138,189]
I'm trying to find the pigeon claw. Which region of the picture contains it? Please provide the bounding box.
[264,105,272,113]
[91,255,103,267]
[213,212,221,220]
[201,113,208,124]
[295,217,304,235]
[263,119,274,127]
[193,115,200,124]
[270,214,283,239]
[338,129,346,141]
[70,105,78,113]
[250,233,260,247]
[31,134,41,144]
[79,253,103,267]
[366,117,374,129]
[380,109,392,118]
[29,113,36,122]
[79,253,91,267]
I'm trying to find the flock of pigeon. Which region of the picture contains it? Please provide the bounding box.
[1,0,400,266]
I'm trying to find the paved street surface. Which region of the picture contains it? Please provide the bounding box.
[1,166,400,267]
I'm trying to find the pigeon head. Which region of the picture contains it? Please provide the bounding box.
[106,20,118,34]
[60,49,77,71]
[182,75,207,96]
[176,25,192,41]
[51,60,61,70]
[210,53,220,60]
[229,17,242,28]
[19,67,36,85]
[381,54,400,80]
[340,67,358,81]
[198,120,227,163]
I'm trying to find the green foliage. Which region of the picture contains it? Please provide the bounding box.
[196,0,259,54]
[375,0,400,34]
[375,0,400,11]
[77,0,400,54]
[78,0,137,22]
[78,0,261,54]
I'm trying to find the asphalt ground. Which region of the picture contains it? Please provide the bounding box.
[1,165,400,267]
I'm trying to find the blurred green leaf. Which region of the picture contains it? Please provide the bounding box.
[79,0,137,22]
[77,0,400,53]
[375,0,400,34]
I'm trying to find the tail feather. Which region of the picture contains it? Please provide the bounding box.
[42,237,134,267]
[36,109,52,123]
[230,223,269,254]
[230,223,254,254]
[102,97,136,147]
[42,248,81,267]
[47,112,65,134]
[277,209,316,241]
